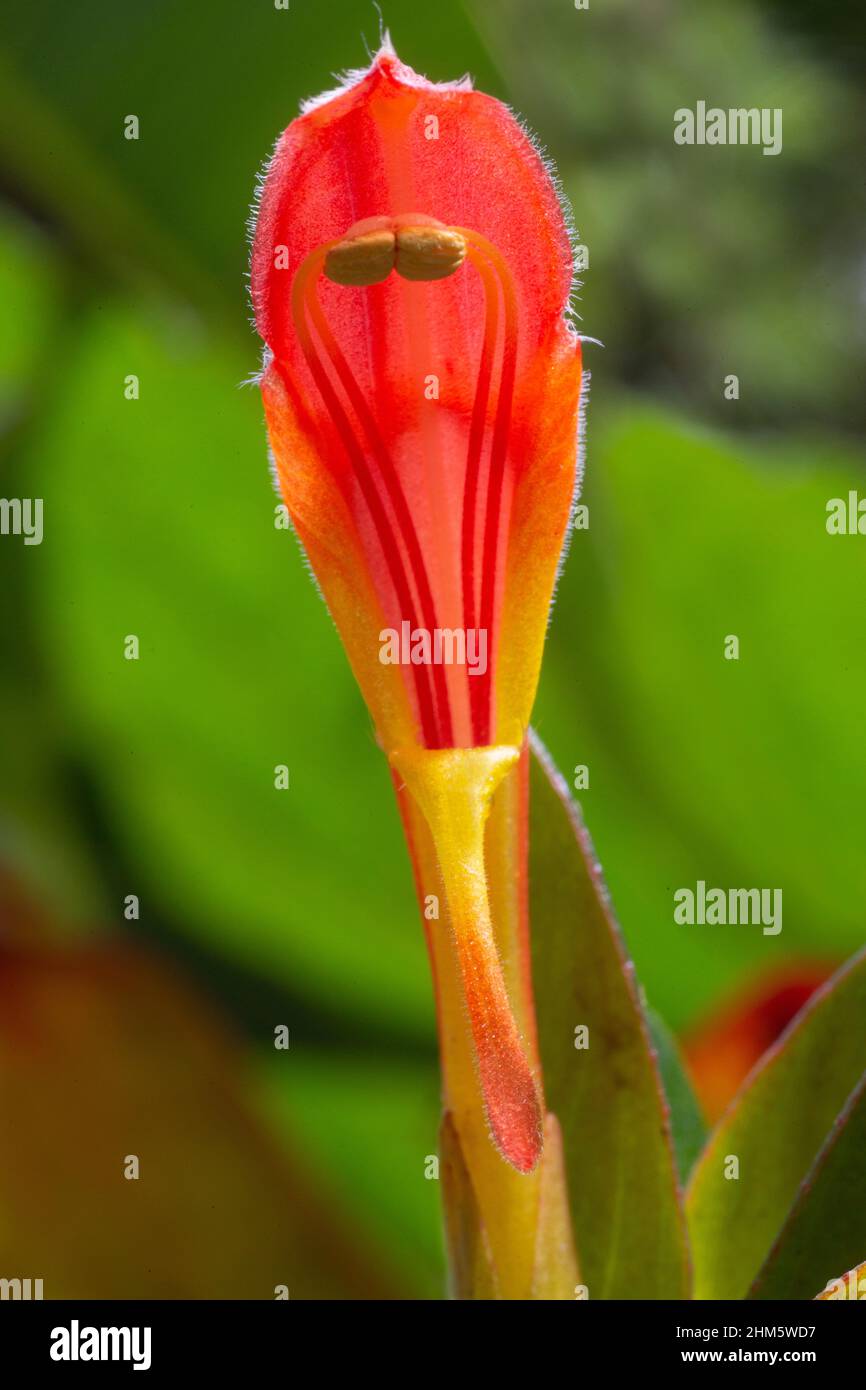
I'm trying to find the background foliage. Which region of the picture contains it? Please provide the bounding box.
[0,0,863,1296]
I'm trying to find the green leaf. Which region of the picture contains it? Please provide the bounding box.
[687,947,866,1298]
[0,938,403,1298]
[529,733,691,1299]
[647,1007,707,1185]
[748,1074,866,1300]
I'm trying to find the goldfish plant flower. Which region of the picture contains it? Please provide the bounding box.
[251,41,583,1288]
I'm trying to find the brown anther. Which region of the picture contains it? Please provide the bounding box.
[395,226,467,282]
[324,230,396,287]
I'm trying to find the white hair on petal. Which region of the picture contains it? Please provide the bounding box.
[238,343,272,391]
[266,441,349,633]
[505,104,583,327]
[300,35,473,116]
[546,363,592,635]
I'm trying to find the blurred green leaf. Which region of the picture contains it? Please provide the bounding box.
[529,733,690,1299]
[257,1049,443,1299]
[0,214,111,928]
[0,205,61,404]
[26,297,435,1038]
[0,938,403,1297]
[537,404,866,1030]
[687,948,866,1298]
[748,1073,866,1299]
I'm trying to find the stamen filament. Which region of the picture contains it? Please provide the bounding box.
[457,230,519,746]
[290,249,442,746]
[303,275,455,747]
[461,246,500,640]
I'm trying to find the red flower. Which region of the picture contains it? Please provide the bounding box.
[252,44,583,1176]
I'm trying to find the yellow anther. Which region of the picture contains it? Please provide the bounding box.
[324,229,396,287]
[395,226,467,282]
[322,219,467,287]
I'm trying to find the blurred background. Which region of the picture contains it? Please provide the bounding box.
[0,0,863,1297]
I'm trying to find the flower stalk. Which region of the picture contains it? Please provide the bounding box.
[396,744,579,1296]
